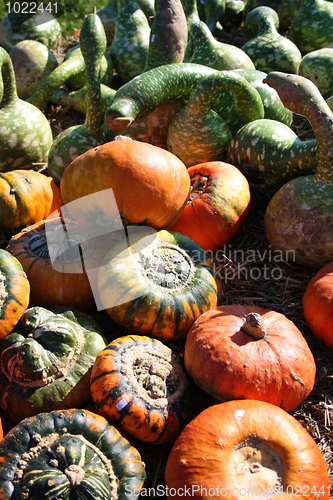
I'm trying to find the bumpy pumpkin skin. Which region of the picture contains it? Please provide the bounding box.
[90,334,194,444]
[60,138,191,230]
[0,249,30,340]
[0,170,63,232]
[168,161,251,251]
[0,306,106,423]
[0,408,146,500]
[303,261,333,349]
[184,304,316,411]
[97,229,221,341]
[6,217,110,312]
[164,400,331,500]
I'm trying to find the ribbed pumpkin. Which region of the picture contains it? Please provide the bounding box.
[184,304,316,411]
[60,138,191,231]
[6,216,110,312]
[164,399,331,500]
[97,229,221,341]
[0,248,30,340]
[169,161,251,251]
[0,408,146,500]
[303,261,333,348]
[90,334,194,443]
[0,170,62,232]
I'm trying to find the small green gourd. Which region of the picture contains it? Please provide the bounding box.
[111,0,151,83]
[241,6,302,74]
[197,0,226,32]
[167,71,264,166]
[181,0,201,61]
[96,0,118,43]
[298,48,333,99]
[243,0,300,30]
[290,0,333,55]
[0,47,53,172]
[219,0,244,29]
[47,13,106,183]
[189,19,255,71]
[50,84,117,116]
[137,0,156,23]
[144,0,188,71]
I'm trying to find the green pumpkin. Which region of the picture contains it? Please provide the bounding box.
[0,408,146,500]
[0,306,106,423]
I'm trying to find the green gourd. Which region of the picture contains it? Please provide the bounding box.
[50,84,117,116]
[189,19,255,71]
[290,0,333,55]
[243,0,300,30]
[137,0,156,23]
[241,6,302,74]
[47,13,106,183]
[197,0,226,32]
[227,118,318,206]
[181,0,201,61]
[219,0,244,29]
[111,0,151,83]
[167,71,264,166]
[96,0,118,43]
[144,0,188,71]
[298,48,333,99]
[0,47,53,172]
[264,72,333,268]
[0,13,62,52]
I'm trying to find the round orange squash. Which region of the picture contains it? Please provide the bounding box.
[168,161,251,251]
[184,304,316,411]
[164,399,331,500]
[303,261,333,349]
[60,138,191,231]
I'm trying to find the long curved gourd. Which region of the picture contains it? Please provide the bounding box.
[241,6,302,74]
[111,0,150,83]
[181,0,200,61]
[264,72,333,268]
[298,48,333,99]
[290,0,333,54]
[48,13,106,183]
[243,0,300,30]
[51,84,117,116]
[104,63,292,132]
[96,0,118,43]
[144,0,188,71]
[167,71,264,166]
[197,0,226,32]
[228,118,318,206]
[189,20,255,71]
[0,47,53,172]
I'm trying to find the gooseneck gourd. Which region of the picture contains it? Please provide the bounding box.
[264,72,333,268]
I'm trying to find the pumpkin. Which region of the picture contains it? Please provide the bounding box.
[0,306,106,423]
[0,170,62,233]
[164,399,331,500]
[97,228,221,341]
[60,138,191,231]
[168,161,251,251]
[302,261,333,349]
[6,216,110,312]
[90,334,194,444]
[0,408,146,500]
[184,304,316,411]
[0,249,30,340]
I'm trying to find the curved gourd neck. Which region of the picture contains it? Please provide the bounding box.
[0,47,18,107]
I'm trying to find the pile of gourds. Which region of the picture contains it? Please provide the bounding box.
[0,0,332,498]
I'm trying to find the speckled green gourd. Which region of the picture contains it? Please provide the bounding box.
[167,71,264,166]
[0,306,106,423]
[290,0,333,55]
[181,0,201,61]
[197,0,226,32]
[104,63,292,133]
[0,47,53,172]
[0,13,62,52]
[50,84,117,116]
[137,0,156,23]
[298,48,333,99]
[48,13,107,184]
[219,0,244,29]
[111,0,151,82]
[96,0,118,43]
[241,6,302,74]
[27,45,113,112]
[228,119,318,206]
[264,72,333,268]
[189,20,255,71]
[144,0,187,71]
[243,0,299,30]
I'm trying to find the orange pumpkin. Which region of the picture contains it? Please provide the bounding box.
[60,138,191,231]
[184,304,316,411]
[303,261,333,348]
[164,399,331,500]
[168,161,251,251]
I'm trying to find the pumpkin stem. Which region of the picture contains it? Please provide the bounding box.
[241,312,267,339]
